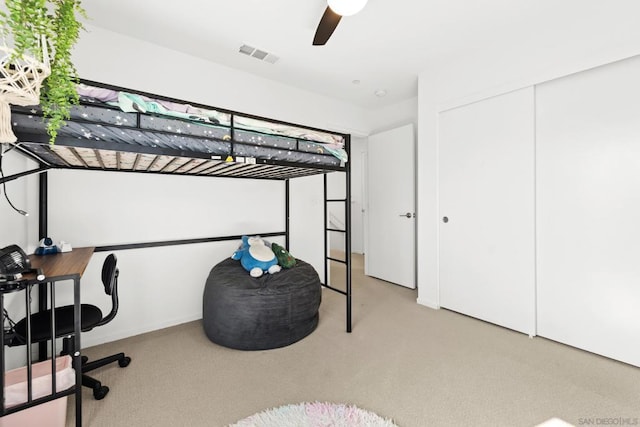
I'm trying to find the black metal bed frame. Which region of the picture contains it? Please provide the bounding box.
[8,79,347,180]
[2,78,353,331]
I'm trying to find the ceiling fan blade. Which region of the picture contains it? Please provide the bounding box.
[313,7,342,46]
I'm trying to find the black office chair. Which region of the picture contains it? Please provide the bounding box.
[8,253,131,400]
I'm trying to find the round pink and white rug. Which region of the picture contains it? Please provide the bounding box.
[230,402,398,427]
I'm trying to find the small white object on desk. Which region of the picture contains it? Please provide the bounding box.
[59,241,73,253]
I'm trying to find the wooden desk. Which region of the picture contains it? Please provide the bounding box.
[29,247,95,279]
[0,247,94,427]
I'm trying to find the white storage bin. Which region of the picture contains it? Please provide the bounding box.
[1,355,75,427]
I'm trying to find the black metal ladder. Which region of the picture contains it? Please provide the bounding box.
[322,157,352,333]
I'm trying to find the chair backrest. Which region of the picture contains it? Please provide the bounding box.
[102,253,118,295]
[97,253,119,327]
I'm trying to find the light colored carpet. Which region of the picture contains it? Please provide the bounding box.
[67,254,640,426]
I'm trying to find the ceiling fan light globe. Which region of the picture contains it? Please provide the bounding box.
[327,0,368,16]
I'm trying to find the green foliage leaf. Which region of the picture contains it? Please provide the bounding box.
[1,0,86,143]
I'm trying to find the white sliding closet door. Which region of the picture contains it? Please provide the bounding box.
[536,56,640,367]
[439,88,535,335]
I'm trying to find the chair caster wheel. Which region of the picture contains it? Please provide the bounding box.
[93,385,109,400]
[119,356,131,368]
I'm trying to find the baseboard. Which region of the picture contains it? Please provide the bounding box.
[81,314,202,349]
[416,297,439,310]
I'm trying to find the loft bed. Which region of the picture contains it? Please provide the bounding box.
[3,79,352,332]
[10,81,348,180]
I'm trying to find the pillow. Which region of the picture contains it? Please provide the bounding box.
[271,243,296,268]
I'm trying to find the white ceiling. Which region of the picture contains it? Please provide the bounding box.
[82,0,640,110]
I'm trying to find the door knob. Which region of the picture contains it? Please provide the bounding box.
[399,212,413,218]
[442,216,449,223]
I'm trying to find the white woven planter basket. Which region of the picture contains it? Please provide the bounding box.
[0,39,50,143]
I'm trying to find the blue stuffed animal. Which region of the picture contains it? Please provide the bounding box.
[231,235,282,278]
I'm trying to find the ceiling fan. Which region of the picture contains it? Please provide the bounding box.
[313,0,368,46]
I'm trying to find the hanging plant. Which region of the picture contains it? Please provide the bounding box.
[0,0,86,144]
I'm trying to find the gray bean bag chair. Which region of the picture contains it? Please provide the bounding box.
[202,257,321,350]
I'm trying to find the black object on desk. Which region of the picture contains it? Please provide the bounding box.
[0,245,45,288]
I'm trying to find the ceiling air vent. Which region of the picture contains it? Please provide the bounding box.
[238,44,279,64]
[239,44,255,56]
[252,49,268,60]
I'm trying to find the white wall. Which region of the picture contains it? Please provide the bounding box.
[416,25,640,308]
[0,150,39,369]
[367,97,418,136]
[46,169,287,347]
[0,150,33,249]
[76,25,369,136]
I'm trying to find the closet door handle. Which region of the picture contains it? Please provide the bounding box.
[442,216,449,223]
[399,212,413,218]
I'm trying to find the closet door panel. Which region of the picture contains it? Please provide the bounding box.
[536,55,640,366]
[439,87,535,335]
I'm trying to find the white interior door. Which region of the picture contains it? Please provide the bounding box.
[439,88,535,335]
[536,55,640,367]
[366,124,415,289]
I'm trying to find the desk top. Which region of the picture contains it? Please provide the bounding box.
[29,247,95,279]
